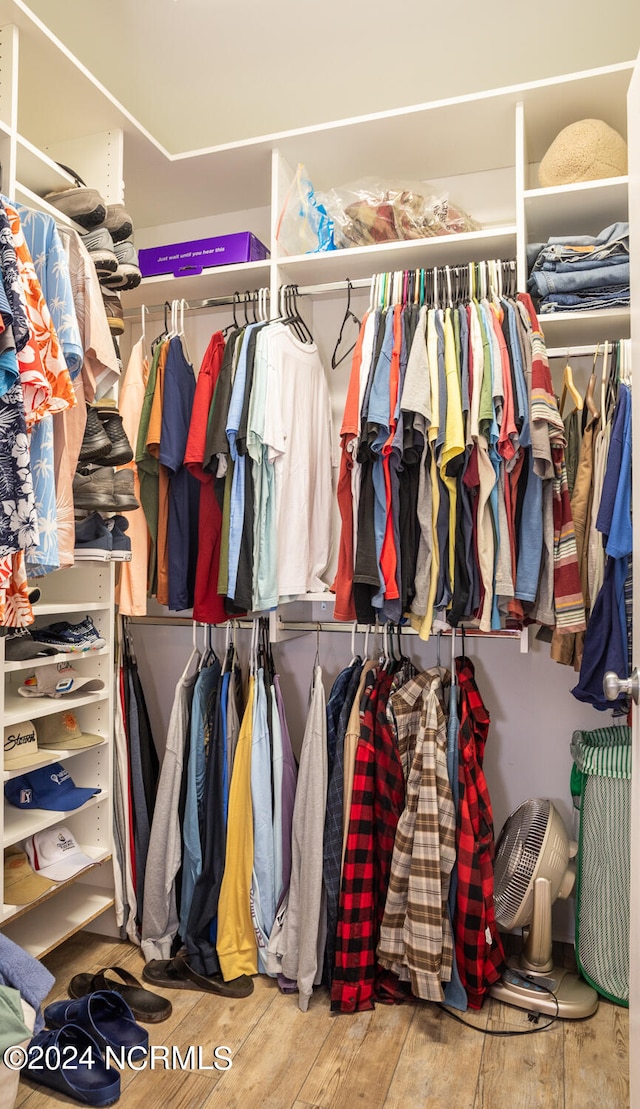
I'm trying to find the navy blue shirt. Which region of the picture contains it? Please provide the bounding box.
[159,336,200,610]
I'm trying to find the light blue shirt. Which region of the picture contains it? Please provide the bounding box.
[26,414,59,576]
[250,669,275,972]
[180,661,220,939]
[14,203,83,379]
[226,323,258,599]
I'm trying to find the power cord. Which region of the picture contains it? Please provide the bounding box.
[438,982,560,1036]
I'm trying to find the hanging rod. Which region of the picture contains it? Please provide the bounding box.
[546,343,627,359]
[122,278,370,319]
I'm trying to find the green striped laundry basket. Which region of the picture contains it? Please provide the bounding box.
[570,725,631,1006]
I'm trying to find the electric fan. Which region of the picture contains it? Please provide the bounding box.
[490,798,599,1019]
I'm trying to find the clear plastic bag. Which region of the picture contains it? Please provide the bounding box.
[275,164,336,255]
[317,178,480,248]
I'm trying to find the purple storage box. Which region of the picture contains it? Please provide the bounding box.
[138,231,270,279]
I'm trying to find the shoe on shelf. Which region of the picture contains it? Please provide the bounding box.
[31,616,106,653]
[105,515,132,561]
[74,512,113,561]
[98,409,133,466]
[43,178,107,230]
[102,291,124,335]
[101,239,142,291]
[81,228,118,276]
[112,469,140,512]
[78,405,113,464]
[100,203,134,244]
[73,466,117,512]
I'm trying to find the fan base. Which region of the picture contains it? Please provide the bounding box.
[490,958,599,1019]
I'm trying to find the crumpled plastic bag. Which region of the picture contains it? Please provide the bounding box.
[317,178,480,248]
[275,164,336,255]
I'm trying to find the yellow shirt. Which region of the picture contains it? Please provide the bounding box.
[217,676,258,979]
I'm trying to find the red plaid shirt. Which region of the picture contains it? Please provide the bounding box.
[331,669,406,1012]
[454,656,505,1008]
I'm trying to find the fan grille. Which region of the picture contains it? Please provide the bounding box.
[494,798,551,928]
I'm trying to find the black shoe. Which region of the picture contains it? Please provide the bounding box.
[98,410,134,466]
[78,405,113,464]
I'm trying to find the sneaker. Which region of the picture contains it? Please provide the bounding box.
[112,469,139,511]
[100,203,133,244]
[98,409,133,466]
[73,466,117,512]
[31,618,106,653]
[104,515,132,561]
[78,405,112,464]
[81,228,118,276]
[102,291,124,335]
[44,181,107,230]
[74,512,113,561]
[101,239,142,291]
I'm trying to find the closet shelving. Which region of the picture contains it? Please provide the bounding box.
[0,562,116,957]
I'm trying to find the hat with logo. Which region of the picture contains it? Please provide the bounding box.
[25,825,94,882]
[18,663,104,699]
[35,710,103,752]
[4,763,101,812]
[4,630,58,662]
[3,846,55,905]
[3,720,43,770]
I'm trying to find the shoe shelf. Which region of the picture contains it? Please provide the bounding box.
[30,601,111,616]
[3,689,109,727]
[3,739,108,782]
[3,644,110,674]
[124,258,272,310]
[1,883,116,958]
[2,847,112,924]
[15,134,77,198]
[3,791,109,849]
[12,182,83,231]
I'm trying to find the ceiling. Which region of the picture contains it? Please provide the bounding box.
[22,0,640,154]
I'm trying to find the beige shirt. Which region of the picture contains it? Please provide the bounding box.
[341,660,377,871]
[116,338,150,616]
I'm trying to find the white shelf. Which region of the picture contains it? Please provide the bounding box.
[4,644,110,673]
[537,307,630,347]
[15,133,76,197]
[3,689,108,726]
[3,740,108,782]
[524,176,628,240]
[276,226,518,285]
[2,848,111,923]
[3,792,108,849]
[123,258,272,310]
[1,883,115,958]
[31,601,110,616]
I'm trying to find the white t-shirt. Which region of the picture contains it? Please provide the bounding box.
[263,323,333,599]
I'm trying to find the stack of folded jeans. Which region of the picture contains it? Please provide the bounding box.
[527,221,629,313]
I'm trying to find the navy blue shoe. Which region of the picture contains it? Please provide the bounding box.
[44,991,148,1054]
[75,512,113,561]
[25,1023,120,1106]
[105,515,131,561]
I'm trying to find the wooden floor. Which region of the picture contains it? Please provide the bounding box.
[13,933,629,1109]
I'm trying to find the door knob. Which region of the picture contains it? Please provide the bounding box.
[603,668,639,705]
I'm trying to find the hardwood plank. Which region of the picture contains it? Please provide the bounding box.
[474,996,564,1109]
[199,987,333,1107]
[298,999,415,1109]
[564,999,629,1109]
[384,1001,488,1109]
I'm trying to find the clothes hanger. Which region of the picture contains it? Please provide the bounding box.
[140,304,149,348]
[183,620,202,679]
[314,623,321,670]
[222,291,240,337]
[331,279,362,370]
[349,620,358,666]
[292,285,315,344]
[151,301,171,353]
[559,350,583,416]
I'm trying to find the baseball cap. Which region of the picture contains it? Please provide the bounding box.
[35,710,103,752]
[4,763,101,812]
[18,663,104,699]
[4,630,58,662]
[25,826,94,882]
[3,846,56,905]
[4,720,43,770]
